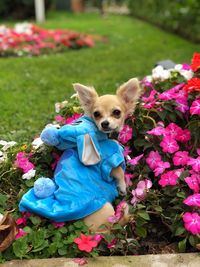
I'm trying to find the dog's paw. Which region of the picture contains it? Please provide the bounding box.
[118,181,127,196]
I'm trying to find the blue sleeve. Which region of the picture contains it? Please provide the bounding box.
[100,142,125,182]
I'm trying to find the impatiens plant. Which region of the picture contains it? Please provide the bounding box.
[0,53,200,261]
[0,22,95,57]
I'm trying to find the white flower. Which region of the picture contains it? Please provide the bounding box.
[32,137,44,150]
[22,169,36,180]
[55,100,68,113]
[152,66,171,81]
[145,75,153,83]
[174,64,193,80]
[14,22,32,35]
[0,140,17,151]
[0,150,7,163]
[45,123,60,129]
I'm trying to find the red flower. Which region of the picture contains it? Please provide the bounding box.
[183,78,200,93]
[74,233,98,253]
[191,52,200,72]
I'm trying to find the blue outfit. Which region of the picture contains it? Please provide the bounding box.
[19,116,125,222]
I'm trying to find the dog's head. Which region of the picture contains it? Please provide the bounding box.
[73,78,142,133]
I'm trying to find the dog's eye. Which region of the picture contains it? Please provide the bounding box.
[93,111,101,118]
[112,109,121,117]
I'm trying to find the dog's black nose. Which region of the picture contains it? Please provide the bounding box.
[101,120,109,129]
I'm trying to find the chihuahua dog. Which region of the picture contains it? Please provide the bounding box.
[73,78,142,232]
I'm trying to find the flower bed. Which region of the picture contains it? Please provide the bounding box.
[0,53,200,262]
[0,22,94,57]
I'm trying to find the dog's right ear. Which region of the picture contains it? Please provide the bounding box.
[73,83,98,115]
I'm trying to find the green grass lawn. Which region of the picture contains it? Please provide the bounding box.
[0,11,199,142]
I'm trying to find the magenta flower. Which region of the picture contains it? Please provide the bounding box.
[108,201,128,223]
[107,238,117,249]
[153,161,170,176]
[16,217,27,226]
[146,150,162,170]
[15,228,28,240]
[128,154,144,166]
[173,151,189,166]
[158,84,184,101]
[131,179,152,206]
[176,129,191,143]
[118,125,132,144]
[183,212,200,235]
[160,136,179,154]
[183,194,200,208]
[187,156,200,172]
[142,89,158,109]
[159,171,179,187]
[51,221,65,228]
[15,152,35,173]
[65,113,82,124]
[147,126,165,136]
[124,172,134,186]
[184,175,199,193]
[55,115,65,124]
[164,123,182,139]
[190,99,200,116]
[123,146,131,157]
[175,98,189,113]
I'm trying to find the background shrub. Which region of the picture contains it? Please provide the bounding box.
[0,0,52,19]
[128,0,200,43]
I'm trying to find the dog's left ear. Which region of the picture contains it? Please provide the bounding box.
[117,78,142,116]
[73,83,98,115]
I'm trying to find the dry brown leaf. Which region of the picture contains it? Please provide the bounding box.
[0,212,17,252]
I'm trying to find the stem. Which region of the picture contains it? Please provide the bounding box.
[143,115,157,128]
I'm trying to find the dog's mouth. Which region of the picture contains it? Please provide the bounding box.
[100,127,118,133]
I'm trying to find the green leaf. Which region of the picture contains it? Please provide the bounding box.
[176,192,186,198]
[12,237,28,259]
[73,221,85,229]
[135,226,147,238]
[48,243,58,255]
[59,227,68,234]
[175,227,185,236]
[189,235,199,247]
[0,194,8,207]
[137,210,150,221]
[29,230,47,250]
[58,247,67,256]
[178,238,187,252]
[29,216,42,225]
[154,206,163,212]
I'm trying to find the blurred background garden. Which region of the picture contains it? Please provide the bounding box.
[0,0,200,142]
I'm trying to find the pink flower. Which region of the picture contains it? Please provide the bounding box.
[164,123,182,139]
[118,125,132,144]
[55,115,65,124]
[159,171,179,187]
[175,98,189,113]
[153,161,170,176]
[15,228,28,240]
[142,89,159,109]
[107,238,117,249]
[15,152,35,173]
[65,113,82,124]
[183,194,200,208]
[183,212,200,235]
[187,156,200,172]
[176,129,191,143]
[184,175,199,193]
[51,221,65,228]
[131,179,152,205]
[16,217,27,226]
[123,146,131,157]
[173,151,189,166]
[93,234,103,243]
[159,84,184,101]
[74,233,98,253]
[146,150,162,170]
[108,201,128,223]
[147,126,165,136]
[190,99,200,116]
[128,154,144,166]
[73,258,88,266]
[182,63,191,70]
[160,136,179,154]
[125,172,134,186]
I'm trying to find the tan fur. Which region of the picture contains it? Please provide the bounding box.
[73,78,142,232]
